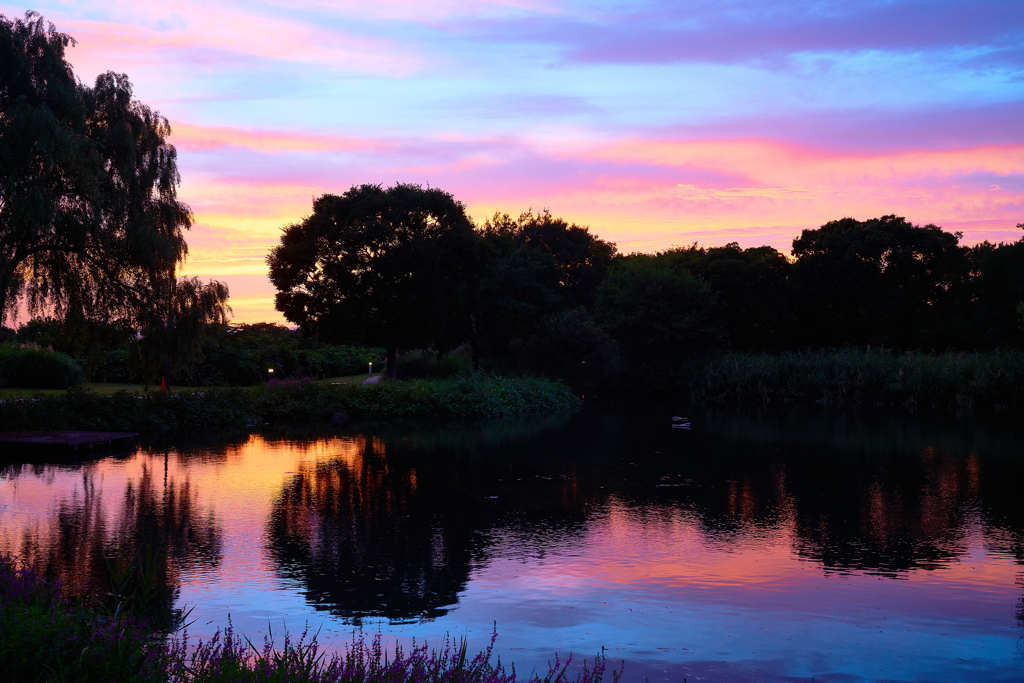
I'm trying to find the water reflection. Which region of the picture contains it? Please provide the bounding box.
[268,438,487,622]
[4,461,220,629]
[257,413,1024,627]
[0,412,1021,679]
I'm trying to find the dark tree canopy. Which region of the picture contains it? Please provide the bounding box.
[481,209,616,307]
[138,277,231,385]
[965,239,1024,347]
[474,210,617,372]
[595,254,723,369]
[267,184,478,375]
[662,243,795,350]
[791,215,967,347]
[0,12,191,326]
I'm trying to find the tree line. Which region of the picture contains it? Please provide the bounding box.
[268,183,1024,389]
[4,12,1023,392]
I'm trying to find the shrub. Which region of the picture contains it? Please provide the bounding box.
[397,347,473,379]
[0,343,84,388]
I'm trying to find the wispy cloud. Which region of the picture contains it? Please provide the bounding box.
[23,2,423,77]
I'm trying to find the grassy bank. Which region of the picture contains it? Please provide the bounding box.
[0,558,617,683]
[689,349,1024,414]
[0,374,580,434]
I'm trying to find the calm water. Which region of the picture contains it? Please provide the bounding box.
[1,411,1022,681]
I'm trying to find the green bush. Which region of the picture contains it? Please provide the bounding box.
[0,344,84,388]
[93,348,135,383]
[397,348,473,379]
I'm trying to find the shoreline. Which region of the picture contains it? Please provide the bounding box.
[0,374,581,436]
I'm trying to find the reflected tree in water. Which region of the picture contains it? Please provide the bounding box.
[267,439,487,622]
[16,464,221,630]
[266,430,603,621]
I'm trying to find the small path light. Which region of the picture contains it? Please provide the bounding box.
[267,368,275,378]
[368,361,373,375]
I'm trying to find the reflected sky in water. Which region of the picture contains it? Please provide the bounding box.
[0,412,1022,681]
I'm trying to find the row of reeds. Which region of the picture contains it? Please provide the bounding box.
[687,349,1024,413]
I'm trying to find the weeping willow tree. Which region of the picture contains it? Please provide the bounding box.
[1,12,229,379]
[138,277,231,385]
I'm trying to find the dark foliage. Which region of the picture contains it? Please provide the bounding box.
[0,12,192,327]
[268,184,479,377]
[688,349,1024,414]
[397,347,474,379]
[0,343,83,387]
[660,243,795,349]
[186,323,383,386]
[0,375,580,433]
[474,211,617,377]
[595,254,723,371]
[791,215,968,347]
[0,557,163,682]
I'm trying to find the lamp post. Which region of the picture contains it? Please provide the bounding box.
[368,361,373,376]
[267,367,274,381]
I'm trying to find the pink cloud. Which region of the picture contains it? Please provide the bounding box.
[171,123,393,154]
[163,130,1023,320]
[54,3,423,78]
[258,0,564,23]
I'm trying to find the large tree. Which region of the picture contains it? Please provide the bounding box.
[267,184,478,377]
[595,253,723,372]
[0,12,191,326]
[481,209,616,308]
[663,243,795,349]
[138,277,231,385]
[791,215,967,348]
[474,210,616,369]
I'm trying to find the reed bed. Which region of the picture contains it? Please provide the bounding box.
[689,349,1024,413]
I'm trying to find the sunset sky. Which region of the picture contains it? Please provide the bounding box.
[6,1,1023,322]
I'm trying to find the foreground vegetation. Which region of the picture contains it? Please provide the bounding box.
[0,374,580,433]
[0,558,618,683]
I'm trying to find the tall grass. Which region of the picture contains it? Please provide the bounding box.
[0,557,619,683]
[165,624,617,683]
[689,349,1024,413]
[0,373,581,433]
[0,557,164,682]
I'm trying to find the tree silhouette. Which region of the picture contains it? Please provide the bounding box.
[791,215,967,347]
[595,254,723,372]
[268,184,478,377]
[0,12,194,328]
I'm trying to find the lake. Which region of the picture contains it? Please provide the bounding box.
[1,410,1021,681]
